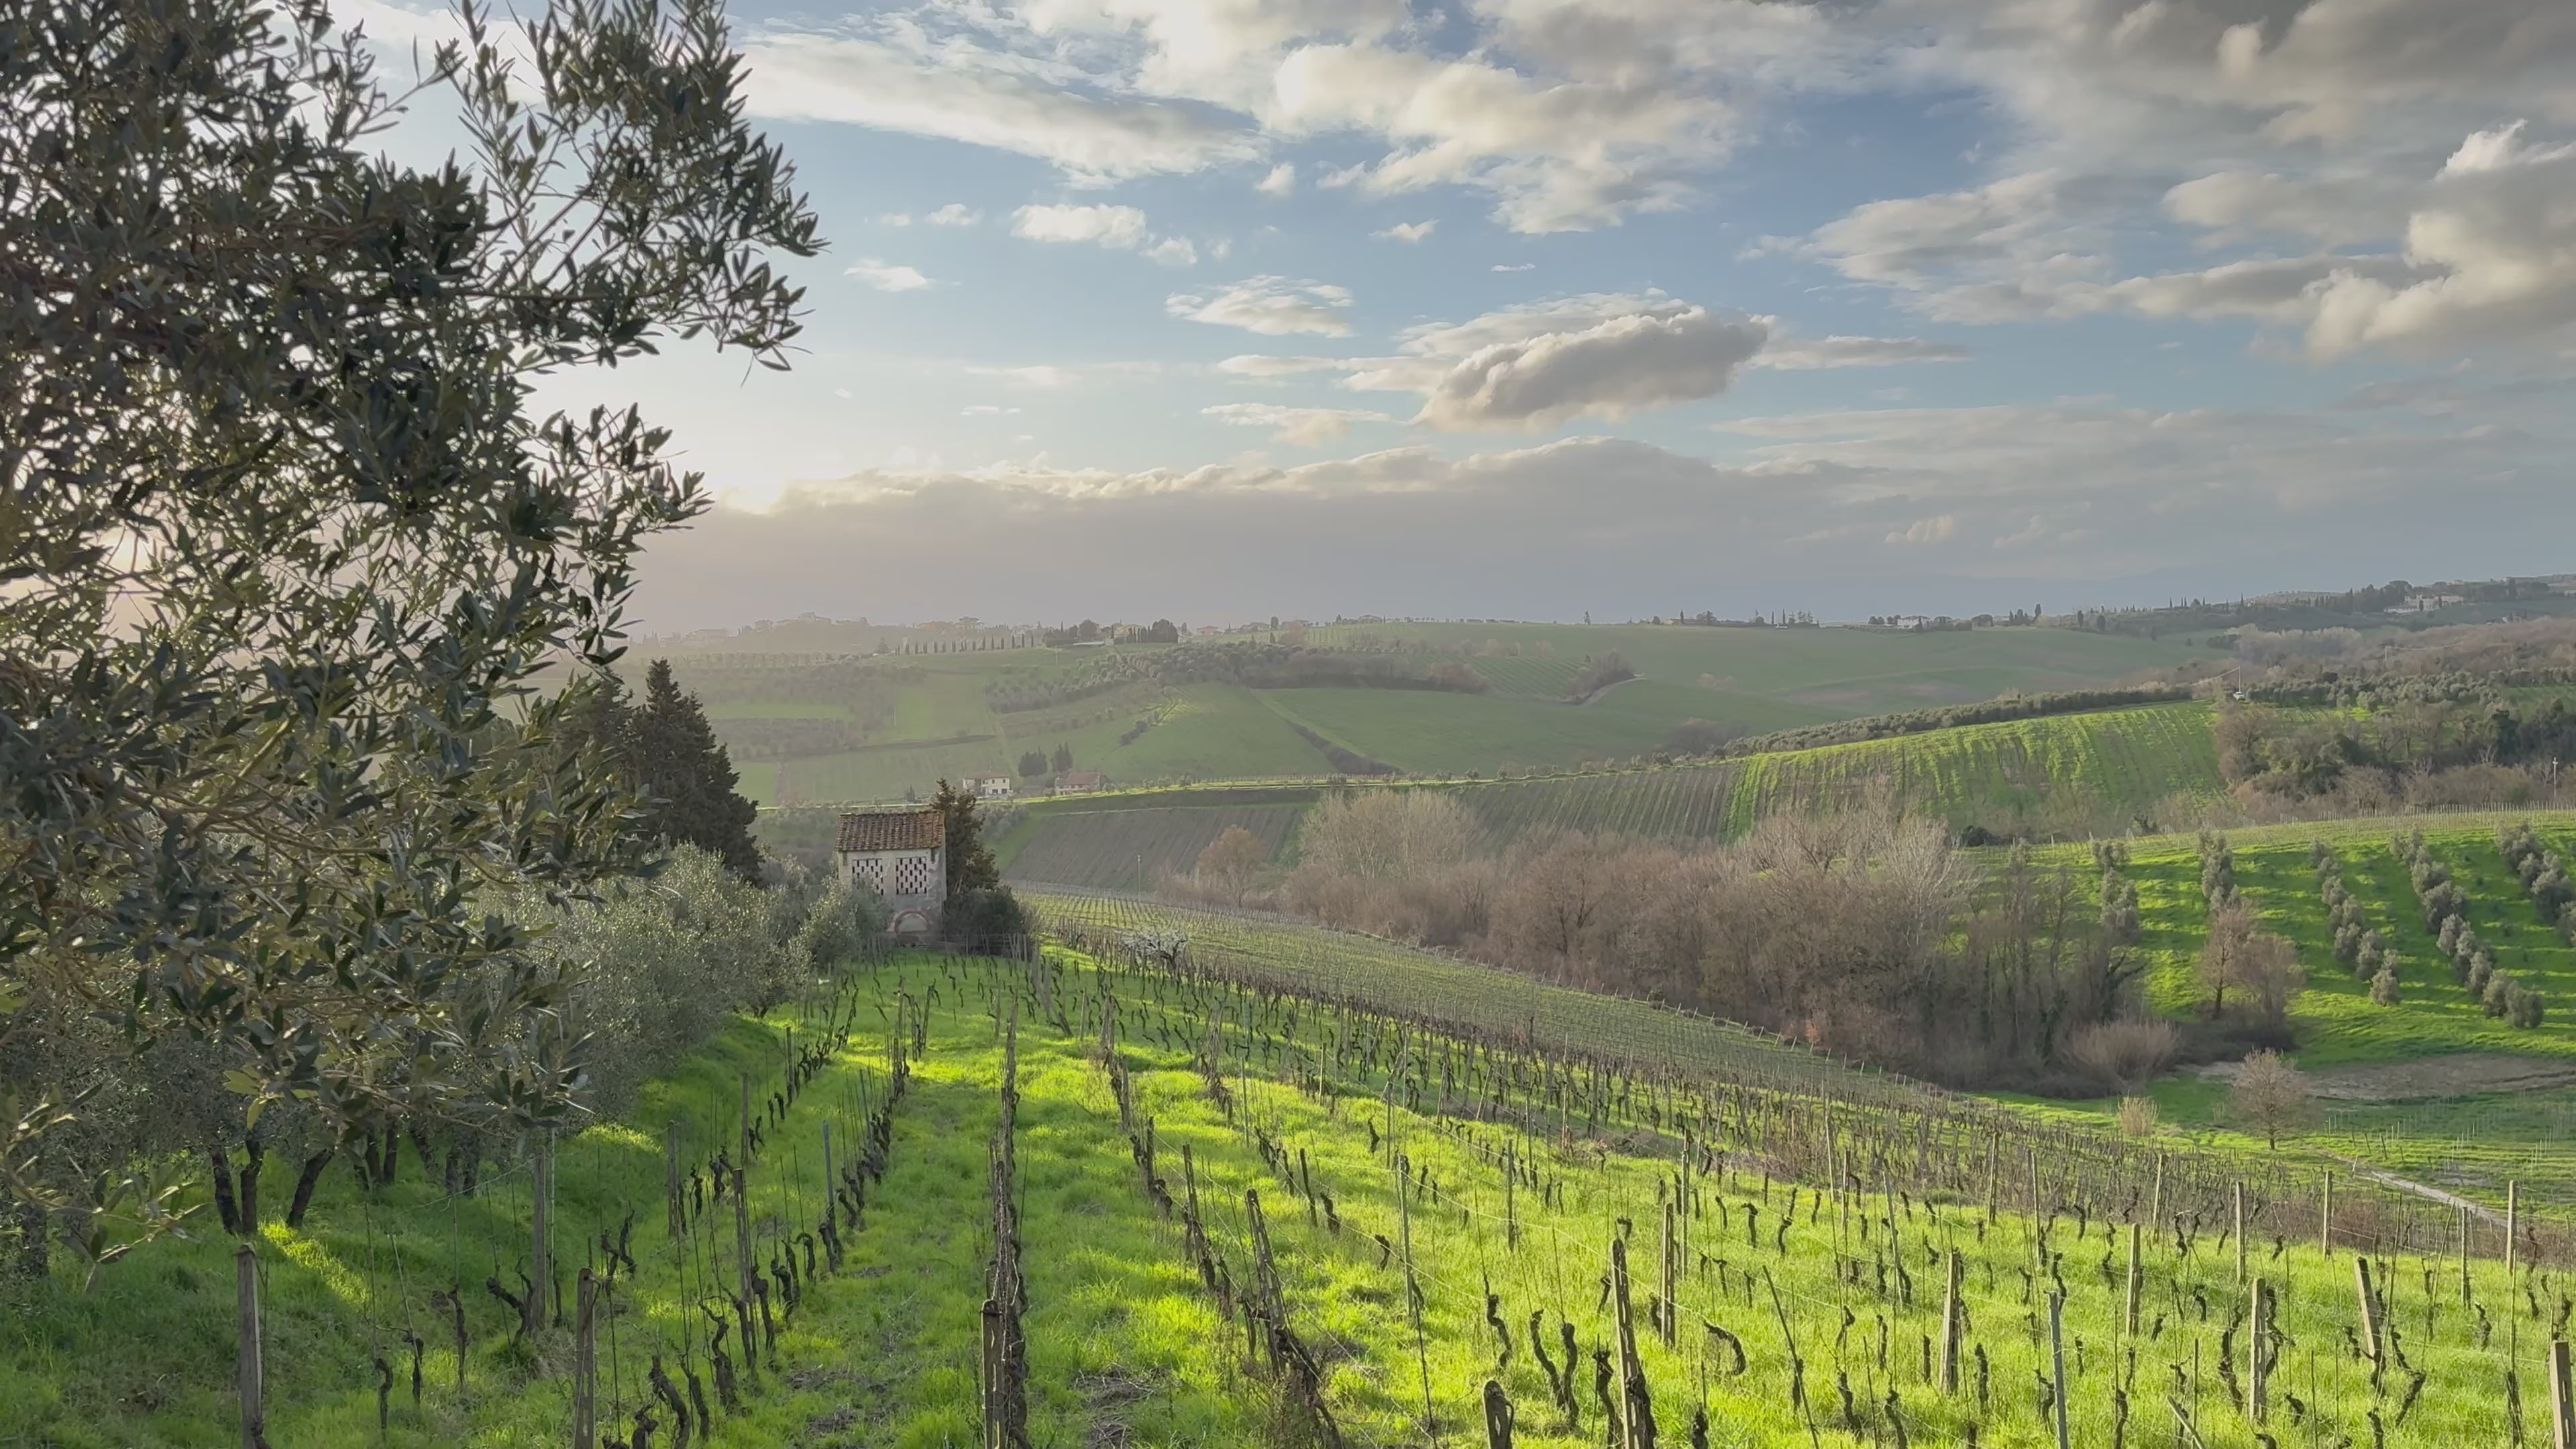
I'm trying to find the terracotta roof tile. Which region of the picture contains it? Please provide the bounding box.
[836,807,946,853]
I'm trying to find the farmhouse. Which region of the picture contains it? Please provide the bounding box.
[965,773,1013,801]
[1055,769,1106,794]
[836,806,946,938]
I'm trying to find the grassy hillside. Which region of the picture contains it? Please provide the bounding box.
[1309,621,2210,714]
[996,801,1311,892]
[983,700,2232,881]
[16,922,2573,1447]
[674,623,2209,806]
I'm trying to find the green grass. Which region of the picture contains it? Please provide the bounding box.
[688,623,2209,805]
[1304,621,2210,715]
[1724,702,2224,839]
[0,969,1252,1448]
[15,941,2573,1448]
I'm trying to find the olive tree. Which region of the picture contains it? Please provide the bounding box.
[0,0,819,1244]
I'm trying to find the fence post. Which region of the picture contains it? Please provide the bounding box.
[1939,1249,1963,1394]
[573,1268,597,1449]
[2233,1182,2247,1283]
[2549,1338,2573,1449]
[2125,1222,2141,1336]
[2319,1170,2332,1256]
[665,1121,683,1239]
[2353,1258,2383,1389]
[235,1243,264,1449]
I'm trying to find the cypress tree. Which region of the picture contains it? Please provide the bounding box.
[930,777,1002,903]
[625,659,763,881]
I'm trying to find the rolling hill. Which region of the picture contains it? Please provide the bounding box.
[674,622,2211,806]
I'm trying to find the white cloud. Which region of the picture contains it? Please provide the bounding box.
[744,28,1260,184]
[1755,335,1973,370]
[846,258,934,291]
[1012,203,1198,265]
[1257,162,1299,196]
[879,211,914,226]
[1886,515,1956,546]
[1013,203,1151,247]
[963,362,1163,388]
[1215,354,1347,378]
[1201,402,1397,445]
[961,405,1024,416]
[1492,262,1536,272]
[1167,276,1356,335]
[1409,305,1772,431]
[1375,220,1437,243]
[927,203,983,226]
[2308,139,2576,358]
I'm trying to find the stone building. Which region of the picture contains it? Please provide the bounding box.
[836,805,946,938]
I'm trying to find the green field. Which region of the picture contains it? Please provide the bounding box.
[996,802,1312,891]
[674,623,2210,806]
[16,928,2574,1448]
[979,700,2233,879]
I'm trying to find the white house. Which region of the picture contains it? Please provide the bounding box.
[965,773,1014,801]
[836,806,946,938]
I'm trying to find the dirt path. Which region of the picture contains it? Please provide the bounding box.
[1575,675,1645,707]
[2322,1154,2508,1225]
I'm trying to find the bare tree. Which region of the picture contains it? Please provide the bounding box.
[1193,826,1270,906]
[2229,1051,2316,1149]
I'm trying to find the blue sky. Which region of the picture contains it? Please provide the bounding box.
[362,0,2576,627]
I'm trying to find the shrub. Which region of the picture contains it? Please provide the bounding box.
[2067,1019,2182,1093]
[2369,967,2402,1006]
[2116,1095,2160,1140]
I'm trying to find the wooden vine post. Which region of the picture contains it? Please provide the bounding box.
[733,1163,755,1387]
[2124,1222,2142,1336]
[2233,1182,2247,1283]
[1939,1249,1964,1394]
[665,1121,684,1239]
[2463,1203,2474,1305]
[2320,1170,2332,1256]
[235,1242,264,1449]
[2548,1338,2573,1449]
[1659,1201,1679,1348]
[2353,1257,2383,1391]
[573,1267,597,1449]
[1611,1237,1648,1449]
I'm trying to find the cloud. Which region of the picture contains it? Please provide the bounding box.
[2306,132,2576,358]
[637,399,2559,630]
[879,211,914,226]
[1013,203,1151,247]
[1167,276,1356,335]
[927,203,983,226]
[1256,162,1298,195]
[963,362,1163,388]
[846,258,934,291]
[1755,335,1974,370]
[1800,172,2068,288]
[1886,515,1956,546]
[1214,354,1348,378]
[1012,202,1200,266]
[1411,305,1772,431]
[1201,402,1397,445]
[1492,262,1536,272]
[960,405,1024,416]
[1375,220,1437,243]
[744,28,1260,184]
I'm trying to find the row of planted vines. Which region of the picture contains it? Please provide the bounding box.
[1012,924,2576,1447]
[34,924,2576,1445]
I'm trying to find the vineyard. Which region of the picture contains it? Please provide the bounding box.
[998,803,1313,891]
[19,913,2576,1448]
